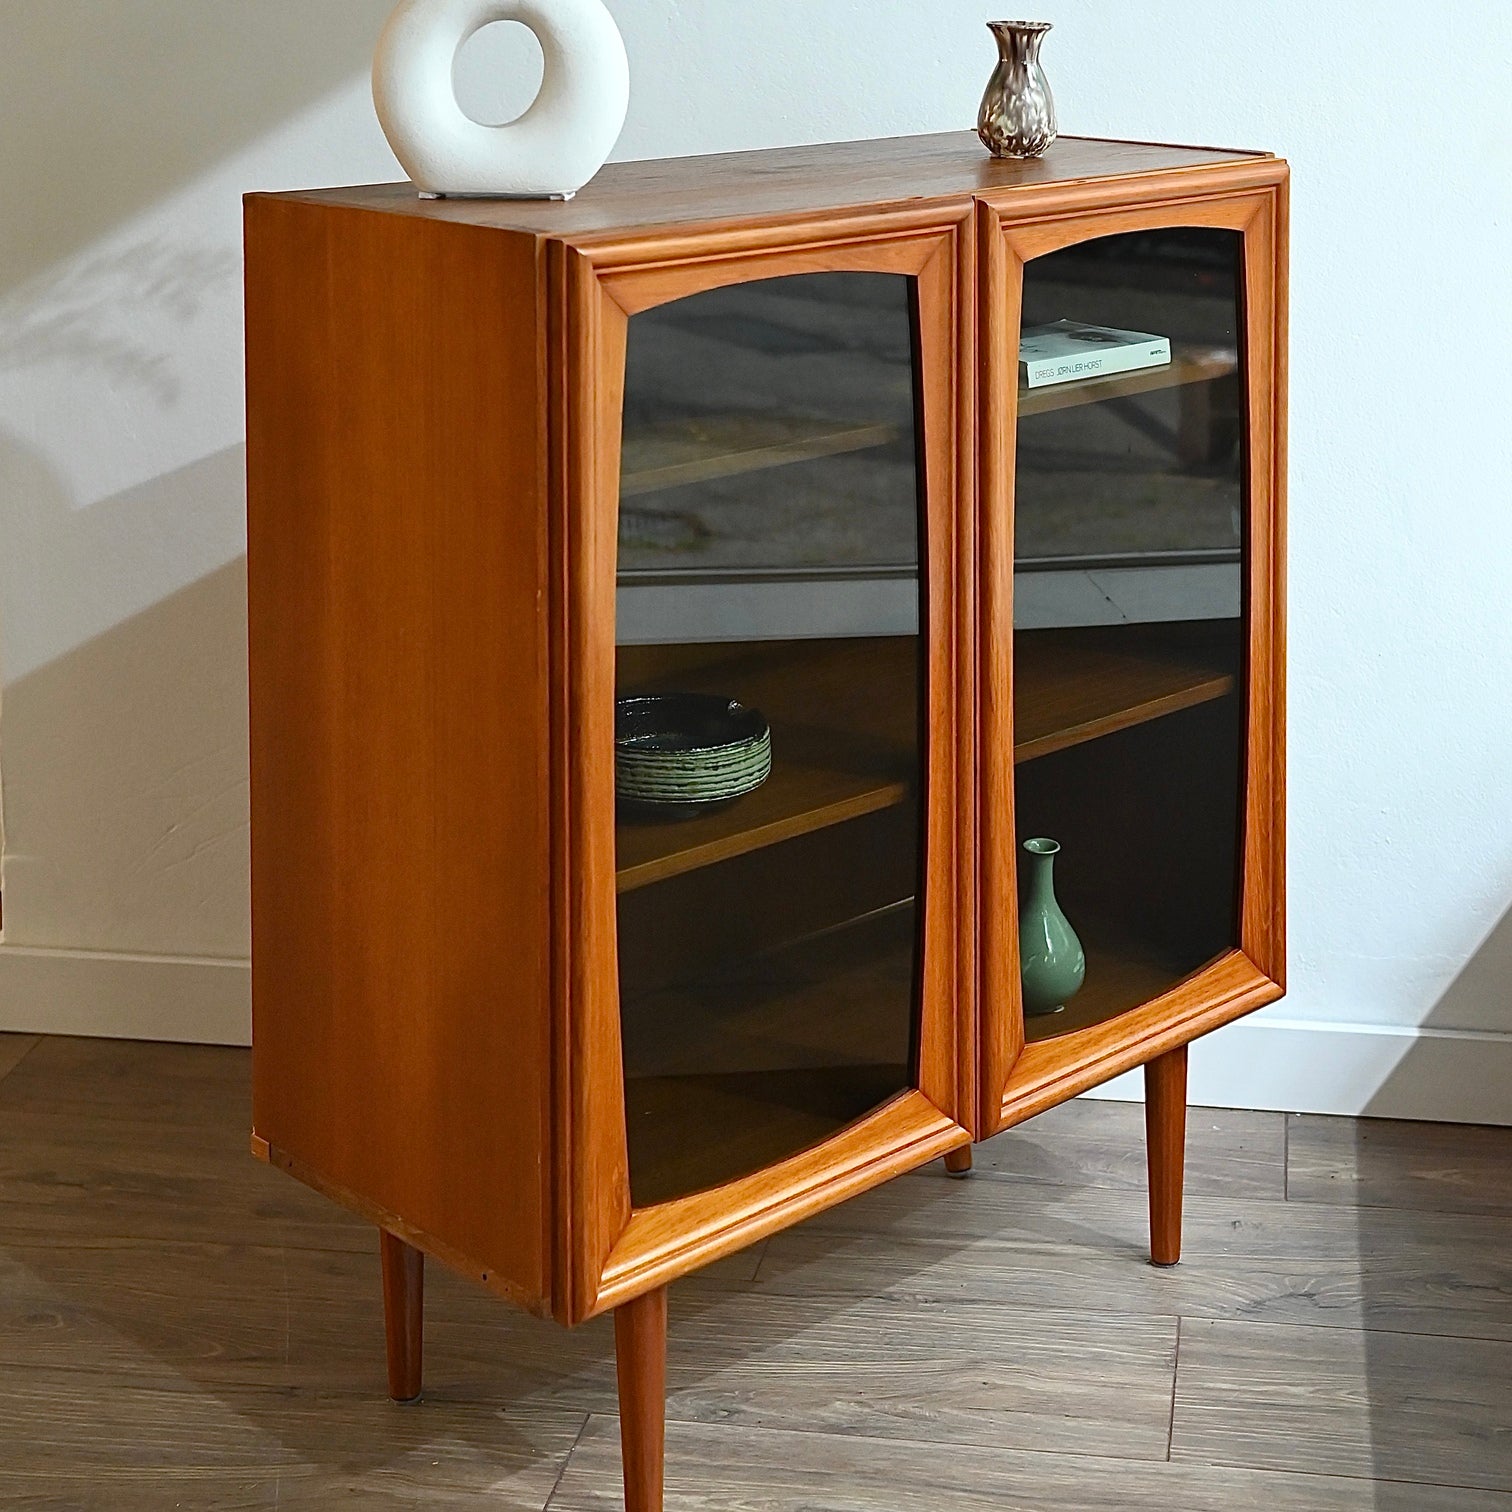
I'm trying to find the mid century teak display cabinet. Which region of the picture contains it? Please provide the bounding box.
[245,131,1286,1511]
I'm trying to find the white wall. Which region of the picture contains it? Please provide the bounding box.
[2,1,1510,1121]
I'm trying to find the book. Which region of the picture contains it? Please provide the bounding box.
[1019,320,1172,390]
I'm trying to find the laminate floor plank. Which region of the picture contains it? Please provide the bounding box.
[1287,1113,1512,1216]
[0,1034,252,1126]
[4,1035,1510,1509]
[757,1172,1512,1340]
[975,1098,1286,1199]
[1172,1317,1512,1491]
[547,1416,1512,1512]
[0,1030,40,1083]
[0,1363,584,1510]
[0,1244,752,1397]
[0,1108,378,1254]
[0,1239,1167,1460]
[655,1290,1176,1460]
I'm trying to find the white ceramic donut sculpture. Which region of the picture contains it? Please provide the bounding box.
[373,0,629,199]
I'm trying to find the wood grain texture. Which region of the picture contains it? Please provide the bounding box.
[595,1093,964,1314]
[0,1234,1170,1464]
[1013,624,1238,764]
[0,1032,39,1082]
[653,1290,1178,1462]
[246,200,553,1310]
[381,1230,425,1403]
[1172,1317,1512,1492]
[760,1172,1512,1342]
[243,150,1291,1511]
[613,638,915,893]
[620,415,897,496]
[974,195,1024,1133]
[965,1097,1285,1200]
[550,1417,1512,1512]
[0,1365,586,1510]
[0,1039,372,1254]
[1287,1114,1512,1216]
[943,1146,974,1176]
[1022,927,1200,1045]
[7,1040,1510,1509]
[556,209,975,1320]
[263,134,1271,242]
[977,172,1288,1135]
[1016,343,1237,417]
[621,907,917,1208]
[1145,1045,1188,1266]
[1002,951,1282,1125]
[615,1287,668,1512]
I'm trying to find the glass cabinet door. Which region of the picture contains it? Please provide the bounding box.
[613,272,927,1208]
[1012,227,1247,1040]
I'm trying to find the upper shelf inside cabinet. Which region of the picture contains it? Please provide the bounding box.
[1017,344,1237,418]
[1014,622,1238,763]
[613,622,1238,894]
[259,134,1275,241]
[615,638,916,893]
[615,344,1237,503]
[621,415,900,498]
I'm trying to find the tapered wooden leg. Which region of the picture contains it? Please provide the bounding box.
[943,1145,973,1178]
[1145,1045,1188,1267]
[380,1229,424,1402]
[615,1286,668,1512]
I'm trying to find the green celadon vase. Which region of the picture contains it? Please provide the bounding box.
[1019,837,1086,1016]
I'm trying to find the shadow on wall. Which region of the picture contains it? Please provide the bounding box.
[0,554,250,960]
[0,0,393,291]
[0,429,250,961]
[1364,899,1512,1125]
[0,238,240,411]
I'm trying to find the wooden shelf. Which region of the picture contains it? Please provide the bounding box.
[617,763,907,893]
[616,639,918,893]
[1014,622,1238,764]
[618,347,1235,499]
[623,904,916,1206]
[620,414,899,498]
[1024,923,1213,1043]
[616,625,1234,891]
[1017,344,1237,418]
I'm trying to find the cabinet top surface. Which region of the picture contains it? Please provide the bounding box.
[250,131,1274,240]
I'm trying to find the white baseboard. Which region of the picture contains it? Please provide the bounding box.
[1,950,1507,1125]
[1082,1012,1512,1125]
[0,946,250,1045]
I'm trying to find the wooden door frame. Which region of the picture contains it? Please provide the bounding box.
[976,162,1289,1136]
[547,203,977,1324]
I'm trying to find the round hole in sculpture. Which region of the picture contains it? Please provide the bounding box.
[453,20,544,127]
[373,0,630,200]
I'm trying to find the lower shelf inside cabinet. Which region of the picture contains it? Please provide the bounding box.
[621,901,917,1210]
[1016,685,1245,1045]
[1022,921,1208,1044]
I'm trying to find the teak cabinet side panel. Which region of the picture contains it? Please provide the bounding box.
[246,200,554,1312]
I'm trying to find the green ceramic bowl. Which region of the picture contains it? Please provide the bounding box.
[615,693,772,809]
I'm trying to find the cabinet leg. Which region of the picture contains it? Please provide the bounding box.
[1144,1045,1188,1267]
[380,1229,424,1402]
[615,1286,668,1512]
[943,1146,973,1178]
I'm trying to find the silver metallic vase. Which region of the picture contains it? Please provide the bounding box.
[977,20,1057,160]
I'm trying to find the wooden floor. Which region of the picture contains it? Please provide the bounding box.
[2,1032,1511,1509]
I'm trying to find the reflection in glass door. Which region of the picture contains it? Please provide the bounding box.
[614,272,927,1207]
[1013,228,1247,1040]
